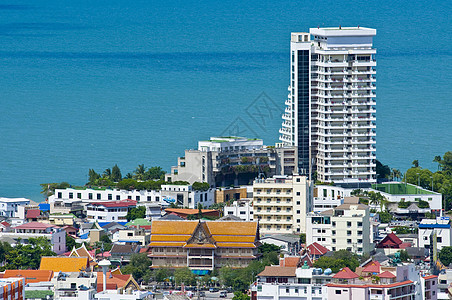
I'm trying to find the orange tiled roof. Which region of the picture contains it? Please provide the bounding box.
[207,221,258,236]
[150,234,192,242]
[96,272,134,292]
[216,242,256,248]
[40,257,89,272]
[149,242,186,247]
[183,243,216,248]
[4,270,53,284]
[151,221,198,235]
[212,235,256,243]
[258,266,296,277]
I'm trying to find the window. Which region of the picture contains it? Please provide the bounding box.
[294,288,298,293]
[347,221,352,227]
[88,193,93,200]
[136,196,140,201]
[128,232,133,237]
[332,230,336,235]
[77,193,81,199]
[297,219,300,223]
[323,189,327,197]
[296,192,301,196]
[347,239,352,244]
[332,239,336,244]
[108,194,112,200]
[437,237,442,243]
[286,288,289,293]
[296,201,300,205]
[358,231,362,235]
[332,221,336,227]
[71,283,76,289]
[69,192,73,199]
[97,193,101,200]
[358,222,362,227]
[116,195,121,200]
[58,192,62,198]
[347,231,352,236]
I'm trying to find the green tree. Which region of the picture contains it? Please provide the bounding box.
[232,291,250,300]
[299,233,306,244]
[40,182,70,197]
[192,182,210,191]
[145,166,166,180]
[66,234,76,251]
[111,164,122,182]
[439,151,452,175]
[376,160,390,179]
[412,160,419,168]
[126,206,146,221]
[398,250,410,262]
[174,267,195,286]
[439,246,452,267]
[313,250,359,273]
[121,253,153,282]
[154,268,173,283]
[88,169,100,184]
[379,211,392,223]
[258,243,281,254]
[134,164,146,181]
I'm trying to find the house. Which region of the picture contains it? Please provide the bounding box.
[86,200,137,223]
[109,244,140,266]
[125,219,152,231]
[116,228,150,246]
[67,243,97,267]
[95,272,140,292]
[148,220,260,271]
[40,257,90,272]
[304,242,329,260]
[0,221,11,232]
[48,213,75,226]
[0,198,30,218]
[51,271,97,300]
[25,209,42,222]
[160,184,215,209]
[1,222,66,254]
[376,232,411,255]
[260,234,301,255]
[62,225,78,236]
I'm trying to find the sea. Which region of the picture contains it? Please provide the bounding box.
[0,0,450,201]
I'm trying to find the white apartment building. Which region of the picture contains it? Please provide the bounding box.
[116,227,150,246]
[51,272,97,300]
[313,185,344,212]
[418,217,452,251]
[0,198,30,218]
[160,184,214,209]
[86,200,137,223]
[254,266,333,300]
[279,27,377,184]
[306,201,372,255]
[253,175,312,234]
[223,199,254,221]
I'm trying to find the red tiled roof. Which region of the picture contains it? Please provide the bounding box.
[423,275,438,280]
[362,261,380,273]
[333,267,359,279]
[307,242,329,255]
[0,221,10,227]
[377,233,403,248]
[327,280,413,288]
[26,209,41,219]
[258,266,297,277]
[399,242,411,249]
[279,257,300,267]
[378,271,396,278]
[14,222,56,230]
[89,200,137,208]
[4,270,53,284]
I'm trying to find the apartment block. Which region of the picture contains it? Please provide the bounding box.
[279,27,377,184]
[306,201,372,255]
[253,175,312,234]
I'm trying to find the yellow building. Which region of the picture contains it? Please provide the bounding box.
[148,220,260,272]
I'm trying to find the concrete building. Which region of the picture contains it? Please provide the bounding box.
[253,266,333,300]
[279,27,377,185]
[166,136,298,186]
[253,175,312,234]
[215,187,247,203]
[0,277,25,300]
[223,199,254,221]
[160,184,215,209]
[148,220,260,271]
[370,182,442,214]
[306,201,372,255]
[0,198,30,218]
[1,222,66,254]
[86,200,137,223]
[116,227,150,246]
[313,185,345,212]
[51,271,97,300]
[418,217,452,251]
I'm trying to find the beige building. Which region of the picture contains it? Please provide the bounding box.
[147,220,260,271]
[306,199,372,255]
[253,175,312,234]
[117,227,150,246]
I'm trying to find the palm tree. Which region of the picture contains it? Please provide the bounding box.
[134,164,146,181]
[392,168,402,181]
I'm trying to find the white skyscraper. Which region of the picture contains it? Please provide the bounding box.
[280,27,377,185]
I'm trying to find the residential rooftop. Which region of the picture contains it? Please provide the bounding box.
[371,183,439,195]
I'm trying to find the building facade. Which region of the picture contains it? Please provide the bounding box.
[253,175,312,234]
[306,202,372,255]
[148,220,260,271]
[223,199,254,221]
[160,184,215,209]
[313,185,345,212]
[279,27,377,184]
[418,217,452,251]
[166,137,298,186]
[86,200,137,223]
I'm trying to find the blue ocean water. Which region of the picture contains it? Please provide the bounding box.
[0,0,450,201]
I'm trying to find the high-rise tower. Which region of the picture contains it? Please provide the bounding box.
[279,27,377,185]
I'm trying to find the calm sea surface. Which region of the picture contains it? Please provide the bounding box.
[0,0,450,201]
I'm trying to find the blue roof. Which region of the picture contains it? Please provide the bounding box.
[98,222,128,228]
[39,203,50,211]
[118,240,141,243]
[80,232,89,239]
[191,270,210,275]
[419,224,450,229]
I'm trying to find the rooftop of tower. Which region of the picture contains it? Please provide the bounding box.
[310,26,376,37]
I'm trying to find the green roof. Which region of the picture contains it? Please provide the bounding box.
[372,183,437,195]
[126,218,152,226]
[25,290,54,299]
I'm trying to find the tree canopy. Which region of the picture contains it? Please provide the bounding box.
[313,249,360,273]
[121,253,153,283]
[126,206,146,221]
[439,246,452,267]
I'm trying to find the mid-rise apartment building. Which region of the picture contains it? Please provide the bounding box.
[418,217,452,251]
[313,185,345,212]
[223,199,254,221]
[166,136,298,186]
[86,200,137,223]
[160,184,214,209]
[253,175,312,234]
[306,201,372,255]
[279,27,377,184]
[0,198,30,218]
